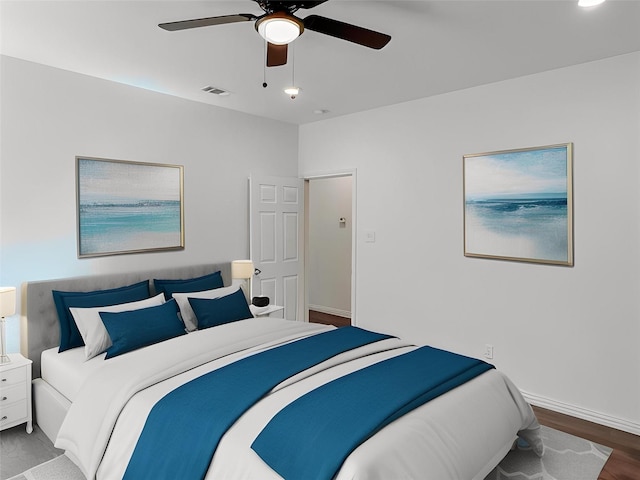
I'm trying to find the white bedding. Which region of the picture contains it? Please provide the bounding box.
[210,364,536,480]
[55,318,542,480]
[41,346,106,401]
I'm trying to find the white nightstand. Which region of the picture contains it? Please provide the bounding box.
[250,304,285,318]
[0,353,33,434]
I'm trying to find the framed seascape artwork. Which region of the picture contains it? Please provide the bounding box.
[463,143,573,266]
[76,157,184,258]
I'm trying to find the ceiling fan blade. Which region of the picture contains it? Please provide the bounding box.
[303,15,391,49]
[159,14,256,32]
[266,43,288,67]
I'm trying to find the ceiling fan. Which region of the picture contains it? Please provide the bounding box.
[158,0,391,67]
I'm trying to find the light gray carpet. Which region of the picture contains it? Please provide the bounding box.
[0,425,62,480]
[3,425,611,480]
[4,455,84,480]
[484,425,612,480]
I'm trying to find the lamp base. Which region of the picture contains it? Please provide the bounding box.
[0,354,11,364]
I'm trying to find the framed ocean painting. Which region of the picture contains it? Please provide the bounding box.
[76,157,184,258]
[463,143,573,266]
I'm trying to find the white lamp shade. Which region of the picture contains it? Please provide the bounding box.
[232,260,254,280]
[0,287,16,317]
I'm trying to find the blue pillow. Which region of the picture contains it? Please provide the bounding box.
[100,299,185,359]
[189,289,253,330]
[153,271,224,300]
[53,280,151,353]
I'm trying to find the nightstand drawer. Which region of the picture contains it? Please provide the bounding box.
[0,366,27,387]
[0,383,27,404]
[0,401,28,427]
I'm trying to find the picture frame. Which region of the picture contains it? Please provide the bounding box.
[76,156,184,258]
[463,143,573,266]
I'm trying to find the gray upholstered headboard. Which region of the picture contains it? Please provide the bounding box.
[22,263,230,378]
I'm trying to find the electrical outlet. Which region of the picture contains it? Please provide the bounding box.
[484,344,494,360]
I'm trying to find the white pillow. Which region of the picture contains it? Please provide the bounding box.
[172,285,240,332]
[70,293,166,360]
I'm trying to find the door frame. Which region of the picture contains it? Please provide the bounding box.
[303,169,357,325]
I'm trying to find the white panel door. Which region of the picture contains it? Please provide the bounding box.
[250,175,304,320]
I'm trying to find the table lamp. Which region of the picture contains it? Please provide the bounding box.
[231,260,254,300]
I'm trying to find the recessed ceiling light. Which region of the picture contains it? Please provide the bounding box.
[313,109,330,115]
[578,0,606,7]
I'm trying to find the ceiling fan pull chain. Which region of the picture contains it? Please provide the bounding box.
[262,39,268,88]
[291,42,295,86]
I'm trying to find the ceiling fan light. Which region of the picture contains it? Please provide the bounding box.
[256,13,303,45]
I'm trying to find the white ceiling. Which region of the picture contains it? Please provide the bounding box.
[2,0,640,125]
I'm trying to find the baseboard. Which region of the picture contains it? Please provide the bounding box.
[522,390,640,436]
[308,305,351,319]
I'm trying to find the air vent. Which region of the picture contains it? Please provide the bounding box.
[201,86,230,96]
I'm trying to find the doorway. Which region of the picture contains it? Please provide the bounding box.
[304,173,355,327]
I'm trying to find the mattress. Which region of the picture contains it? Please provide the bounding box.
[41,346,106,401]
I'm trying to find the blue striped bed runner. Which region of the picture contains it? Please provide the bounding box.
[252,345,494,480]
[123,326,392,480]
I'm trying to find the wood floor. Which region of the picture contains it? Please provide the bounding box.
[310,311,640,479]
[309,309,351,327]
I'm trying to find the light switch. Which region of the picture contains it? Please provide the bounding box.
[365,231,376,243]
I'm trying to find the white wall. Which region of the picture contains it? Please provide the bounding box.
[0,56,299,351]
[308,176,352,317]
[299,53,640,433]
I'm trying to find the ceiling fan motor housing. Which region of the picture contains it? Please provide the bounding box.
[253,1,328,15]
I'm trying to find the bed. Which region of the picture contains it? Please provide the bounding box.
[24,263,542,480]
